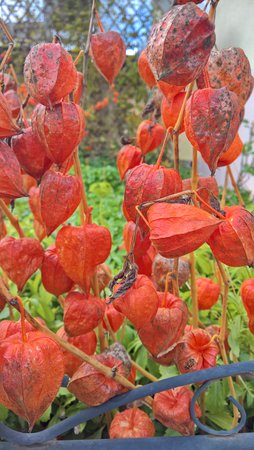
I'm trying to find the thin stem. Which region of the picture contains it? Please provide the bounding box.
[173,82,194,134]
[9,64,19,85]
[216,259,229,344]
[95,10,104,32]
[74,50,84,66]
[219,342,239,427]
[227,165,245,207]
[0,19,14,71]
[155,126,172,169]
[191,148,198,191]
[190,252,198,328]
[0,199,25,238]
[209,0,220,23]
[82,0,96,106]
[73,148,89,223]
[16,296,27,343]
[172,259,179,296]
[57,295,65,308]
[172,133,179,173]
[195,191,226,220]
[221,168,229,209]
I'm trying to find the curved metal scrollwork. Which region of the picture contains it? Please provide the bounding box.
[0,361,254,445]
[190,379,247,436]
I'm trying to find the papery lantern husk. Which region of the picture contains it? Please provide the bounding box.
[0,318,45,340]
[0,141,26,199]
[135,245,156,277]
[207,206,254,267]
[117,145,142,180]
[161,93,186,133]
[41,245,74,296]
[147,3,215,86]
[217,133,243,167]
[32,102,85,165]
[4,90,21,119]
[184,87,241,174]
[0,331,64,430]
[24,43,77,106]
[198,48,253,109]
[97,263,112,292]
[73,71,84,104]
[123,163,182,228]
[240,278,254,318]
[64,291,106,336]
[138,292,188,357]
[153,387,202,435]
[90,31,126,85]
[113,274,159,329]
[55,215,112,293]
[196,277,221,310]
[157,80,185,101]
[123,221,150,258]
[68,352,127,406]
[56,327,97,377]
[40,170,82,235]
[138,49,156,88]
[12,127,52,181]
[0,236,44,291]
[136,120,165,155]
[147,203,222,258]
[152,254,190,292]
[103,303,124,332]
[109,408,155,439]
[1,73,17,92]
[175,328,219,374]
[0,92,21,138]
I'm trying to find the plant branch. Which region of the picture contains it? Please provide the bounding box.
[82,0,96,106]
[0,200,25,238]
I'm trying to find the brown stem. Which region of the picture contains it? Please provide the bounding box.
[0,19,14,72]
[216,259,229,343]
[0,277,153,406]
[74,50,84,66]
[221,168,229,209]
[73,148,89,223]
[191,148,199,191]
[219,341,239,427]
[0,199,25,238]
[190,252,198,328]
[9,64,19,85]
[57,295,65,308]
[155,126,172,169]
[16,296,27,343]
[95,10,104,32]
[82,0,96,106]
[173,82,194,134]
[209,0,220,23]
[172,258,179,296]
[172,133,180,173]
[227,165,245,207]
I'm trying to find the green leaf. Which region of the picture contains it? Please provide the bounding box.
[39,405,52,423]
[207,410,233,430]
[159,365,178,380]
[0,404,8,421]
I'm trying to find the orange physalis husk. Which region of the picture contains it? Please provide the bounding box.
[138,49,156,88]
[196,277,221,310]
[90,31,126,85]
[55,211,112,293]
[153,387,202,436]
[207,206,254,267]
[152,254,190,292]
[32,102,85,165]
[0,92,21,138]
[147,3,215,86]
[175,329,219,374]
[97,263,112,292]
[136,120,165,155]
[68,351,128,406]
[123,164,182,228]
[56,327,97,377]
[0,141,26,199]
[113,274,159,329]
[151,346,177,366]
[123,221,150,258]
[157,80,185,101]
[109,408,155,439]
[147,203,222,258]
[22,174,37,194]
[182,176,219,198]
[73,71,84,104]
[24,43,77,106]
[40,170,82,235]
[103,303,124,333]
[0,318,45,340]
[0,330,64,431]
[240,279,254,334]
[63,291,106,336]
[28,186,43,222]
[116,145,142,180]
[4,90,20,119]
[12,127,52,181]
[161,93,186,133]
[135,245,156,277]
[217,133,243,167]
[198,48,253,109]
[1,73,17,92]
[184,87,241,174]
[138,292,188,357]
[0,237,44,291]
[41,245,74,296]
